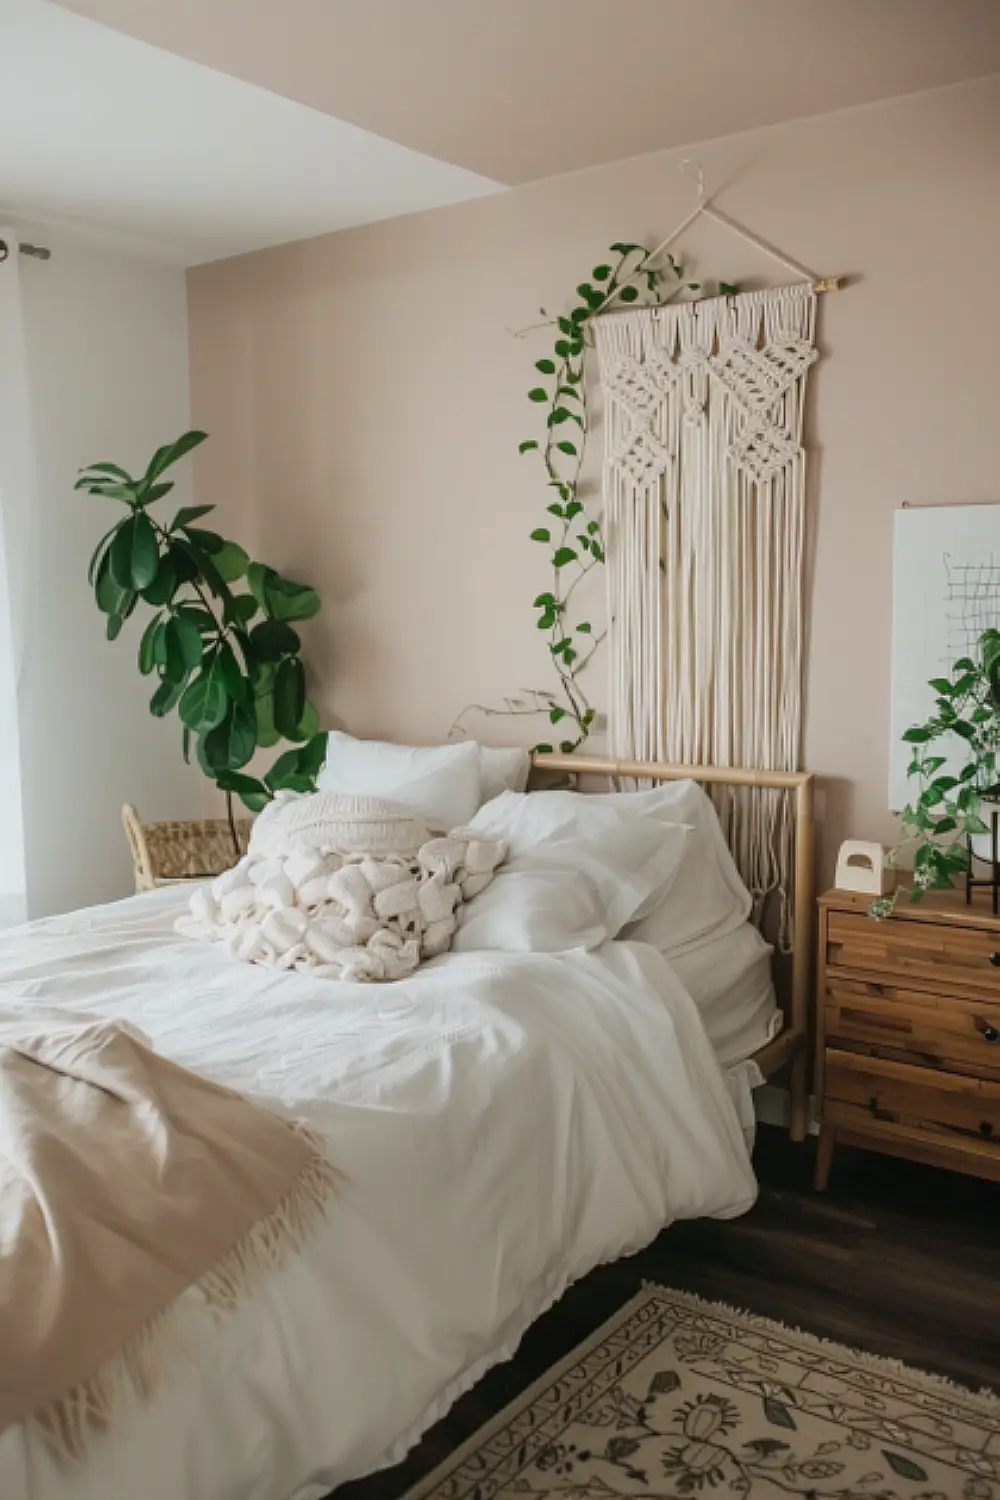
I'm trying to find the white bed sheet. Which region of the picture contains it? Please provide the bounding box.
[0,887,756,1500]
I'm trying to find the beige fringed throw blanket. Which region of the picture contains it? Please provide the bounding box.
[0,1006,336,1458]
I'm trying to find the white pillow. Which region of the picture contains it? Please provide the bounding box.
[479,745,531,802]
[453,790,693,953]
[589,781,750,957]
[318,733,481,832]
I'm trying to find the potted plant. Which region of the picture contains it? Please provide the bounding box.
[876,627,1000,913]
[77,430,327,847]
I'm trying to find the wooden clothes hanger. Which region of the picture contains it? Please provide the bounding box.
[596,159,844,318]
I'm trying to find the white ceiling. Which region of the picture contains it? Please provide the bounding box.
[0,0,501,266]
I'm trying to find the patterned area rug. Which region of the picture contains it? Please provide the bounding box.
[405,1285,1000,1500]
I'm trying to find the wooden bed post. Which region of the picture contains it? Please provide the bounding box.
[789,775,815,1142]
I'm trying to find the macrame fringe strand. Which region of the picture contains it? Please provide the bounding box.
[595,286,817,949]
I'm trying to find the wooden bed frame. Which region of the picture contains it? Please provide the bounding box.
[531,752,815,1142]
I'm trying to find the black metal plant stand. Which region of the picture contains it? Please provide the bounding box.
[966,807,1000,914]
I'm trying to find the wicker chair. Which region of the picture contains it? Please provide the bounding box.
[122,805,254,892]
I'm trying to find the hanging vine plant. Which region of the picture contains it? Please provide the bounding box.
[453,242,738,754]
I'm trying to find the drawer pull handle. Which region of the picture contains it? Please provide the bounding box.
[984,1025,1000,1044]
[981,1121,995,1138]
[990,953,1000,967]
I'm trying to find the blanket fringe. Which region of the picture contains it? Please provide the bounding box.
[27,1126,338,1465]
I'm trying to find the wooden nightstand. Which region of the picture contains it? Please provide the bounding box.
[815,887,1000,1189]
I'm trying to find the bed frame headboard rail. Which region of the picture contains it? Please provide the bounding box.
[531,753,815,1141]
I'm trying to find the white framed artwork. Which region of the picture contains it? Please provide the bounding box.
[889,504,1000,810]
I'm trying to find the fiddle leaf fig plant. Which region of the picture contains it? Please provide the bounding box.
[874,627,1000,914]
[78,430,327,824]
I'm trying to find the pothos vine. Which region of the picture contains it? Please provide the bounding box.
[453,241,738,754]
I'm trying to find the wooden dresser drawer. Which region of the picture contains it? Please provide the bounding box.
[825,976,1000,1079]
[825,1049,1000,1144]
[827,909,1000,999]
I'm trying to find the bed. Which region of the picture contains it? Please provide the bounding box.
[0,752,813,1500]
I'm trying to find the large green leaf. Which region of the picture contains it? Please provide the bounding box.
[76,461,132,486]
[273,658,306,739]
[246,562,274,610]
[141,555,178,606]
[150,675,184,717]
[249,619,300,662]
[110,513,159,591]
[254,690,280,748]
[202,702,256,772]
[226,593,259,626]
[138,614,162,676]
[165,613,203,674]
[178,661,228,735]
[183,527,226,555]
[87,521,123,585]
[285,698,319,743]
[265,575,320,623]
[144,430,208,485]
[213,541,249,582]
[216,643,249,703]
[94,551,132,617]
[295,728,327,778]
[169,503,215,532]
[215,770,272,813]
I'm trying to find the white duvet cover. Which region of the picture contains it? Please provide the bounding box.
[0,886,756,1500]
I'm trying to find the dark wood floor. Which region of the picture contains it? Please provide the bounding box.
[335,1126,1000,1500]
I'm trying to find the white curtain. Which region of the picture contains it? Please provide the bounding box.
[0,231,35,925]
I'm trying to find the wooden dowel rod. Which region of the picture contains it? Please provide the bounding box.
[531,751,812,792]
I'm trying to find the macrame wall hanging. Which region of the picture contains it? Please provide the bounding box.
[593,166,837,944]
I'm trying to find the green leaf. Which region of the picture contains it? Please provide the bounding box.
[141,556,178,607]
[265,576,320,623]
[203,703,256,772]
[138,614,162,676]
[518,440,539,455]
[546,504,564,517]
[215,771,271,812]
[928,677,955,695]
[951,720,976,740]
[575,283,593,301]
[530,528,551,543]
[77,460,132,485]
[293,726,327,776]
[216,644,249,703]
[933,816,957,834]
[609,242,642,255]
[559,739,576,753]
[169,503,215,532]
[549,706,566,723]
[213,541,249,582]
[719,281,741,297]
[165,613,203,675]
[534,742,554,755]
[535,359,556,374]
[145,430,208,485]
[94,551,132,617]
[577,621,592,633]
[619,286,639,303]
[87,521,122,585]
[249,619,300,662]
[902,727,932,743]
[149,674,184,717]
[553,547,577,567]
[538,611,556,629]
[556,441,578,455]
[533,592,555,607]
[179,662,228,735]
[565,500,583,519]
[182,526,225,555]
[592,264,612,281]
[547,408,571,427]
[110,513,159,592]
[528,387,548,403]
[106,612,125,642]
[254,689,280,748]
[273,658,306,739]
[227,593,259,626]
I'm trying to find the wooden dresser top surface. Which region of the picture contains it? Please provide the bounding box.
[819,886,1000,933]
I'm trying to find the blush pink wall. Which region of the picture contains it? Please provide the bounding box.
[187,76,1000,881]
